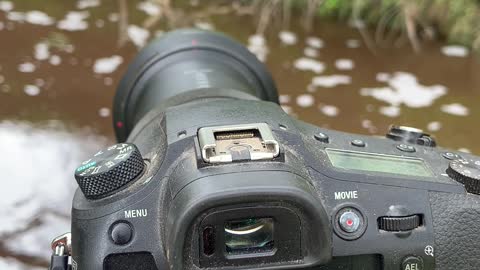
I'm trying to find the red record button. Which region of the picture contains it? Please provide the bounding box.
[338,210,361,233]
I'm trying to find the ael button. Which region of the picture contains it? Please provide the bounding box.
[402,256,424,270]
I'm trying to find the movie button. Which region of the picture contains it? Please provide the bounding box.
[110,221,133,245]
[442,152,462,160]
[338,210,361,233]
[314,132,329,143]
[396,144,416,153]
[351,139,366,147]
[401,255,423,270]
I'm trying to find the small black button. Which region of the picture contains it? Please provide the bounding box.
[401,256,423,270]
[314,132,329,143]
[110,221,133,245]
[442,152,462,160]
[351,139,366,147]
[396,144,416,153]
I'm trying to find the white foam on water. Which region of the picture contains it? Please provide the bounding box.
[296,94,315,108]
[441,103,469,116]
[281,105,293,114]
[137,1,161,16]
[320,104,339,117]
[441,45,469,57]
[25,11,54,25]
[379,106,400,117]
[5,213,71,259]
[7,11,54,25]
[311,75,351,88]
[279,94,290,104]
[18,62,35,73]
[0,1,13,12]
[77,0,100,9]
[108,12,119,22]
[427,121,442,132]
[7,11,23,21]
[247,34,268,62]
[346,39,361,48]
[306,37,324,49]
[0,121,107,237]
[98,107,110,117]
[34,42,50,61]
[293,58,325,74]
[361,119,378,133]
[0,257,43,270]
[360,72,447,108]
[128,25,150,48]
[93,55,123,74]
[362,119,373,128]
[376,72,390,82]
[458,148,471,153]
[279,31,297,45]
[49,55,61,65]
[57,11,89,31]
[335,59,354,70]
[24,85,40,96]
[194,21,214,30]
[304,47,318,58]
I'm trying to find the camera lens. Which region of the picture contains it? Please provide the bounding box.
[224,218,274,254]
[114,29,278,141]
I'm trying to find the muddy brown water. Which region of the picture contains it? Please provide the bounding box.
[0,0,479,268]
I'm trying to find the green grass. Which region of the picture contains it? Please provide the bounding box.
[308,0,480,49]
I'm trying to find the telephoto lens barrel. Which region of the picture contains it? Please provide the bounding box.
[113,29,279,142]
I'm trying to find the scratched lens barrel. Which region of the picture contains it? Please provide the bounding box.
[113,29,278,141]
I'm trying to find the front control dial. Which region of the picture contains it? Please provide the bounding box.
[447,159,480,195]
[74,143,145,199]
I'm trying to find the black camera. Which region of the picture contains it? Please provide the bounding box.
[49,29,480,270]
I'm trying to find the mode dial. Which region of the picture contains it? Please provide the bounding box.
[378,215,422,231]
[386,125,436,147]
[447,159,480,195]
[74,143,145,199]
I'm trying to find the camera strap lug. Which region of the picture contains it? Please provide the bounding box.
[49,232,72,270]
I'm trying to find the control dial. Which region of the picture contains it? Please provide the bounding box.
[75,143,145,199]
[386,126,436,147]
[378,215,422,231]
[447,159,480,195]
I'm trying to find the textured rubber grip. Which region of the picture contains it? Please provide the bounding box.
[429,192,480,269]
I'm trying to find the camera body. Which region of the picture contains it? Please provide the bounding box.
[68,30,480,270]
